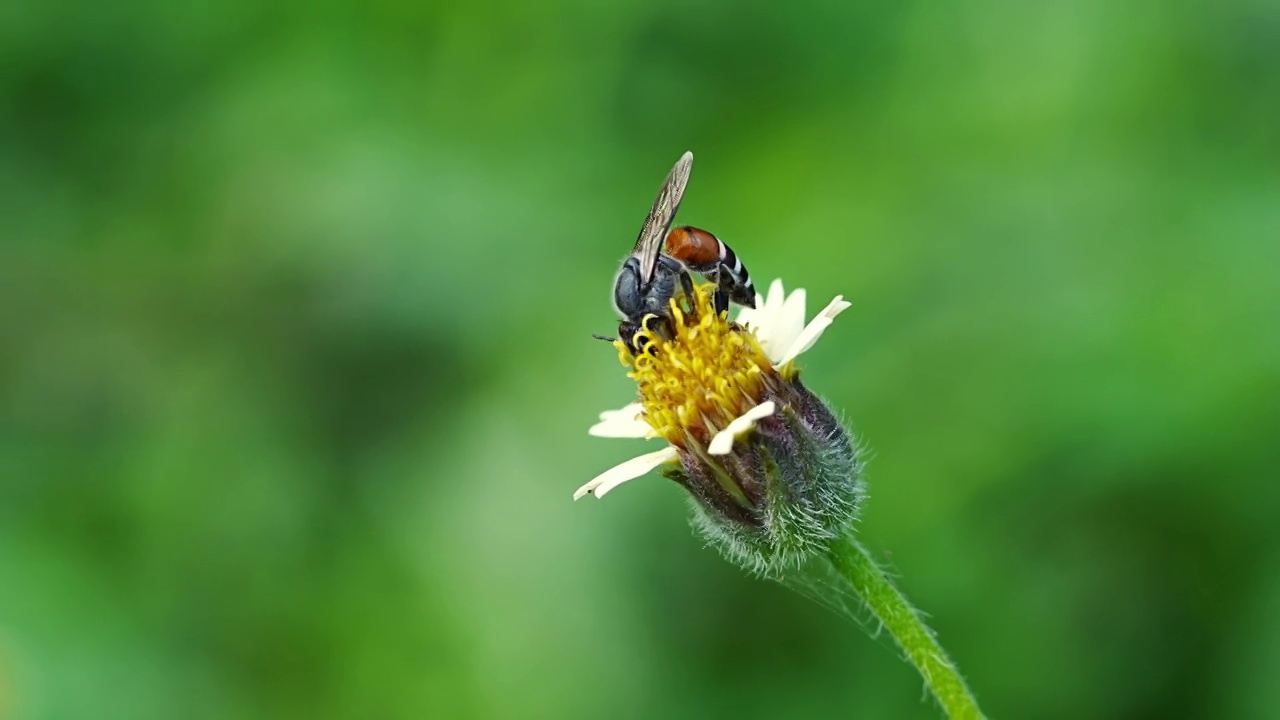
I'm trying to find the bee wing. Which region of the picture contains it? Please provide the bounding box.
[633,151,693,285]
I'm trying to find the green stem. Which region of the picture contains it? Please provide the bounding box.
[825,532,986,719]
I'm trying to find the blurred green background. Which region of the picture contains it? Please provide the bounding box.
[2,1,1278,718]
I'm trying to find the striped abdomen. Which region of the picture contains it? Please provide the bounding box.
[665,225,757,308]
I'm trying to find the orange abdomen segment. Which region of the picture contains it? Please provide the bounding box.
[664,226,721,269]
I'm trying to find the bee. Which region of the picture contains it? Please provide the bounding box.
[610,151,758,352]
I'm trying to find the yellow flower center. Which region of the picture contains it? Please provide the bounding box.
[615,283,779,449]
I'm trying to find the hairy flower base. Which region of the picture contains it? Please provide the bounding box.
[618,284,780,451]
[670,375,865,573]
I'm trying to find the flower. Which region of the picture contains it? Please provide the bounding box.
[576,279,850,499]
[576,278,862,571]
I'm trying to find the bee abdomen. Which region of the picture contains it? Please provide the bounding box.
[666,225,756,308]
[665,226,722,269]
[718,240,754,299]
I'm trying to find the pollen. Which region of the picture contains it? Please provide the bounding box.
[616,283,779,449]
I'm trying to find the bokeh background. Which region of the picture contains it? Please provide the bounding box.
[3,1,1278,718]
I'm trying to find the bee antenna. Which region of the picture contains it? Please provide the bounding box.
[592,333,617,343]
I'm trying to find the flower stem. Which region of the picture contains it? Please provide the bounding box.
[825,532,985,719]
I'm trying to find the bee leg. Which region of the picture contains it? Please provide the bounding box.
[691,266,731,317]
[712,288,729,317]
[713,271,733,317]
[678,268,696,310]
[657,254,696,307]
[652,314,676,342]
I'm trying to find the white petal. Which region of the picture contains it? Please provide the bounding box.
[737,278,783,330]
[708,401,776,455]
[776,296,852,367]
[588,403,651,438]
[766,286,807,362]
[762,278,787,322]
[738,279,811,364]
[574,447,679,500]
